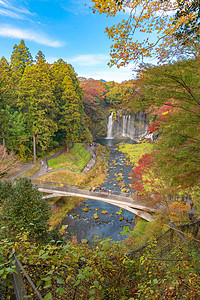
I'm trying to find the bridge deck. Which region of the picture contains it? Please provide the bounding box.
[35,183,157,222]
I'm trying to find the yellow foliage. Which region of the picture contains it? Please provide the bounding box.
[91,0,199,66]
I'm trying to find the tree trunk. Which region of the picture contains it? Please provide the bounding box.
[2,131,5,156]
[66,144,69,153]
[33,134,36,164]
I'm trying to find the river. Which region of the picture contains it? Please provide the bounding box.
[61,139,137,244]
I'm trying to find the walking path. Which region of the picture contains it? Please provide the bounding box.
[8,163,35,180]
[9,144,97,180]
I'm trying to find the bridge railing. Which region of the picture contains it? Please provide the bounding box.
[33,180,158,213]
[32,179,130,198]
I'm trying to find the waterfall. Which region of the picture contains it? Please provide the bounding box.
[107,112,113,139]
[122,115,128,137]
[106,111,150,140]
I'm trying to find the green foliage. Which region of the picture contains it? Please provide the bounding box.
[118,141,153,164]
[48,143,90,171]
[140,58,200,189]
[0,42,92,162]
[10,39,33,81]
[0,229,199,299]
[0,177,51,243]
[18,58,57,162]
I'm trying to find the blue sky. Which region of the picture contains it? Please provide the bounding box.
[0,0,140,82]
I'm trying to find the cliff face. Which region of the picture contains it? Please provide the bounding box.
[83,105,107,139]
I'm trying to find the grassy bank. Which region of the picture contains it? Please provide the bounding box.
[49,196,83,229]
[44,144,109,228]
[48,143,90,171]
[118,140,154,164]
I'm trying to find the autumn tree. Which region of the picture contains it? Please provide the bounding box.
[91,0,200,66]
[175,0,200,41]
[105,82,124,105]
[80,78,107,107]
[130,58,200,200]
[18,52,57,164]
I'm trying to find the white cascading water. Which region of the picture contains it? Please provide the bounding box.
[106,112,113,139]
[122,115,127,137]
[106,111,152,140]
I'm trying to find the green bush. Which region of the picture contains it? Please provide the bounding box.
[0,177,51,243]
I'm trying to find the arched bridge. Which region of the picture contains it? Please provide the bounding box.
[33,181,157,222]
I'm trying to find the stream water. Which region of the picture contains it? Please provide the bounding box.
[61,139,137,244]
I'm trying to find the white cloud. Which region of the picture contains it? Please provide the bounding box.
[70,54,109,66]
[78,65,136,83]
[0,25,64,47]
[63,0,92,14]
[46,54,136,82]
[0,0,33,19]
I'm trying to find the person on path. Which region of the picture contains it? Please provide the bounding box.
[190,201,194,209]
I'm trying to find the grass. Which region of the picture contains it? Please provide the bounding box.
[38,170,86,186]
[38,144,108,188]
[49,196,83,229]
[118,141,154,164]
[48,143,90,172]
[124,214,170,252]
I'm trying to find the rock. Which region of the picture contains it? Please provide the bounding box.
[81,239,88,244]
[82,207,89,212]
[118,173,123,177]
[93,213,99,219]
[118,182,125,188]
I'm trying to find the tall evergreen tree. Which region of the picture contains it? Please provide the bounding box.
[35,50,46,64]
[51,59,85,149]
[61,74,82,151]
[0,57,13,149]
[10,40,33,82]
[18,54,57,163]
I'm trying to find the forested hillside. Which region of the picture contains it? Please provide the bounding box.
[0,40,137,163]
[0,40,87,163]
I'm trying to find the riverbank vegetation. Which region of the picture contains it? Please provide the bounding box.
[37,144,108,188]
